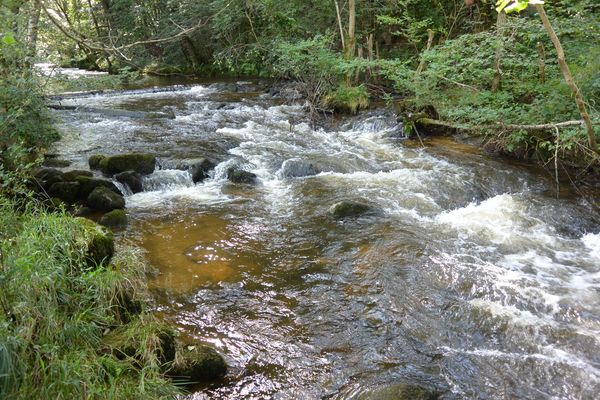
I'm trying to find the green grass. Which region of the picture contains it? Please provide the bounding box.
[0,198,180,399]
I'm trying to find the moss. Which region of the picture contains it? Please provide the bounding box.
[76,218,115,268]
[48,181,80,204]
[323,84,369,114]
[103,317,176,367]
[169,345,227,383]
[88,154,106,170]
[100,153,156,175]
[87,186,125,211]
[62,169,93,182]
[98,209,128,228]
[76,176,121,198]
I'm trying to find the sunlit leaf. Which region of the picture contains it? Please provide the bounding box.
[2,33,16,46]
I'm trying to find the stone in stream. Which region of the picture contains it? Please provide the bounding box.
[48,181,80,204]
[278,158,319,178]
[62,169,93,181]
[88,154,106,170]
[329,201,373,219]
[190,158,216,183]
[76,176,122,198]
[169,345,227,383]
[227,167,257,184]
[87,186,125,211]
[98,209,128,228]
[42,158,71,168]
[33,167,64,190]
[99,153,156,175]
[115,170,143,193]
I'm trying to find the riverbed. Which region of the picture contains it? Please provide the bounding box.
[49,81,600,399]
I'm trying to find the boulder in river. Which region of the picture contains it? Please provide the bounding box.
[88,154,106,170]
[33,168,64,190]
[76,176,122,198]
[278,158,319,179]
[98,209,128,228]
[62,169,93,182]
[87,186,125,211]
[100,153,156,175]
[169,345,227,383]
[115,170,143,193]
[48,181,80,204]
[329,201,373,219]
[191,158,216,183]
[227,167,257,184]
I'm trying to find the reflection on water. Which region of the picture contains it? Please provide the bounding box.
[51,82,600,400]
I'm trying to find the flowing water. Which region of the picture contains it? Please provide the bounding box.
[50,82,600,399]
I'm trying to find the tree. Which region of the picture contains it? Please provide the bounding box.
[496,0,598,152]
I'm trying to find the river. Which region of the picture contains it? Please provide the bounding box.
[49,81,600,399]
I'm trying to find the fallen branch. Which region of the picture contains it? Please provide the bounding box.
[412,117,600,132]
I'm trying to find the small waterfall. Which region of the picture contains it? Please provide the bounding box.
[142,170,194,191]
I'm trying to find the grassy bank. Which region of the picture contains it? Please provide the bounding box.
[0,197,181,399]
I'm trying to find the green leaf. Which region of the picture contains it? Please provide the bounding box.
[2,33,16,46]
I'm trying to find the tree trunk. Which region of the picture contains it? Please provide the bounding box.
[346,0,356,59]
[334,1,345,51]
[535,4,597,152]
[416,29,435,74]
[491,11,507,92]
[537,42,545,84]
[26,1,42,59]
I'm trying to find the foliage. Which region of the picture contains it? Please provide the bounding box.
[0,200,181,399]
[323,84,370,114]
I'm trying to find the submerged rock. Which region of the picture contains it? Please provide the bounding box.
[191,158,215,183]
[227,167,257,184]
[278,158,319,178]
[98,209,128,228]
[88,154,106,170]
[87,186,125,211]
[48,181,80,203]
[100,153,156,175]
[357,383,441,400]
[169,345,227,382]
[115,170,143,193]
[329,201,372,219]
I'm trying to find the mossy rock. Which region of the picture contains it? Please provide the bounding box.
[76,218,115,268]
[33,168,64,191]
[114,170,143,193]
[42,158,71,168]
[88,154,106,170]
[99,209,128,228]
[227,167,257,184]
[357,383,441,400]
[76,176,122,198]
[169,345,227,383]
[62,169,93,181]
[87,186,125,211]
[323,84,369,115]
[48,181,80,203]
[100,153,156,175]
[329,201,372,219]
[103,318,176,366]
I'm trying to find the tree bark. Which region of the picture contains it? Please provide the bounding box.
[346,0,356,59]
[27,1,42,59]
[416,29,435,74]
[334,1,345,51]
[491,11,507,92]
[534,5,598,152]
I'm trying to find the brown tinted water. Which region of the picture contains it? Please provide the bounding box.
[51,81,600,399]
